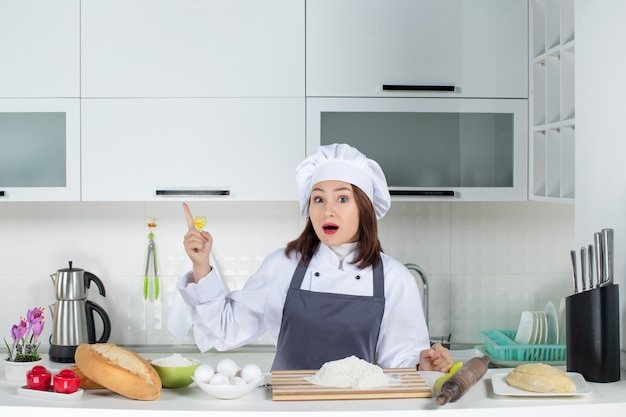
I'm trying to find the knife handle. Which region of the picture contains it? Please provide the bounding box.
[587,245,594,290]
[570,249,578,293]
[580,247,587,291]
[594,232,603,288]
[601,228,614,286]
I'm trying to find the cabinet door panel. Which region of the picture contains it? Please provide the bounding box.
[306,0,527,98]
[0,1,79,97]
[81,98,304,201]
[81,0,304,98]
[0,99,81,201]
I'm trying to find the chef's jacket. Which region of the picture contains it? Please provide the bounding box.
[175,244,429,368]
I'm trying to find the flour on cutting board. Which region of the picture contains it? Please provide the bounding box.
[306,356,392,389]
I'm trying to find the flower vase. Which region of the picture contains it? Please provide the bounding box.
[3,358,43,383]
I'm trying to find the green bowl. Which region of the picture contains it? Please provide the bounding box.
[152,360,201,389]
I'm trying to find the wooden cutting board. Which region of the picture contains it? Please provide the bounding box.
[271,368,432,401]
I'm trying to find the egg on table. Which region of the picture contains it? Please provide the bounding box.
[216,358,238,378]
[193,364,215,383]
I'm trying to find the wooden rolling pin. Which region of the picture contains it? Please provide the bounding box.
[436,356,490,405]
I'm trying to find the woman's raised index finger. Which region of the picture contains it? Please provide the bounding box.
[182,202,195,229]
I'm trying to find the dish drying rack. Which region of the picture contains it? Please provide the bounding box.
[478,330,566,365]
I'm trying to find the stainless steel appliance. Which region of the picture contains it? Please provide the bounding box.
[48,261,111,363]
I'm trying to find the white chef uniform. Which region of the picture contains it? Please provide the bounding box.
[174,243,429,368]
[171,143,430,368]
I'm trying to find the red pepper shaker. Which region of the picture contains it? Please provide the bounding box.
[26,365,52,391]
[53,369,81,394]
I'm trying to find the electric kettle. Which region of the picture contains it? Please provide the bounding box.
[48,261,112,363]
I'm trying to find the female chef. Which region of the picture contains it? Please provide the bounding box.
[177,143,452,372]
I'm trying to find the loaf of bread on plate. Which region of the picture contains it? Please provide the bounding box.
[65,365,105,390]
[74,343,162,400]
[505,363,576,393]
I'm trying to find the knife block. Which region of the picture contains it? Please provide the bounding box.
[565,284,620,382]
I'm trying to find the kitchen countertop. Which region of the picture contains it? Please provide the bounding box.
[2,348,626,416]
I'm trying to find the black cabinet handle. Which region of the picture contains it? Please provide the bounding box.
[390,190,456,197]
[382,84,456,92]
[156,189,230,196]
[0,190,4,197]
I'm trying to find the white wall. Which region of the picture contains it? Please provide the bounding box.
[575,0,626,362]
[0,200,573,350]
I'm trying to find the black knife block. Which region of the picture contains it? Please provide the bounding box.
[565,284,620,382]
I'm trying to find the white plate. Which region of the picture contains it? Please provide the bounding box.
[491,372,591,396]
[17,386,84,401]
[515,311,534,344]
[545,301,559,344]
[193,376,266,400]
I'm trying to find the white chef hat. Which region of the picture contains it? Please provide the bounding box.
[296,143,391,219]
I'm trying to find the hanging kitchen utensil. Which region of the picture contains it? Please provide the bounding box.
[144,217,159,300]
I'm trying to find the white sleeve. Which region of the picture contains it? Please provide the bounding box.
[173,254,277,352]
[375,258,430,368]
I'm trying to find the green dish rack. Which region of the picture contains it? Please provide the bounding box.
[478,330,566,363]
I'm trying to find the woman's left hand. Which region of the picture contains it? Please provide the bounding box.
[418,343,454,372]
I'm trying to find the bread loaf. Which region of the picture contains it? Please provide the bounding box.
[65,365,105,390]
[74,343,162,400]
[505,363,576,393]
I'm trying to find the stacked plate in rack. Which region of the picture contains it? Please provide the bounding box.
[514,302,560,345]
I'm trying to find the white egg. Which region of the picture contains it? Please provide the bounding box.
[193,364,215,383]
[240,363,262,383]
[216,358,238,377]
[229,376,247,385]
[209,373,230,385]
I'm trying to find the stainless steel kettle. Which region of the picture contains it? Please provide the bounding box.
[48,261,112,363]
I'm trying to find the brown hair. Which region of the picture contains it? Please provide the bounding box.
[285,185,383,269]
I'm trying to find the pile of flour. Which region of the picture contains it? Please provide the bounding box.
[306,355,391,389]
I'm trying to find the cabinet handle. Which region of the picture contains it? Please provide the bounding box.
[390,190,456,197]
[0,190,4,197]
[382,84,456,92]
[155,189,230,196]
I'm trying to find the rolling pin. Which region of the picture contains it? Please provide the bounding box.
[436,355,490,405]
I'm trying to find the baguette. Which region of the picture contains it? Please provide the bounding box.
[74,343,162,400]
[64,365,105,390]
[505,363,576,393]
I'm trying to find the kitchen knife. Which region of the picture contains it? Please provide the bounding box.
[594,232,603,288]
[600,228,614,286]
[580,247,587,291]
[570,249,579,293]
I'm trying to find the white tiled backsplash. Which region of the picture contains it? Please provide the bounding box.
[0,200,574,348]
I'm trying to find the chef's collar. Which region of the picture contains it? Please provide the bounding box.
[329,242,358,270]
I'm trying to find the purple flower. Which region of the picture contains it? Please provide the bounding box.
[11,319,27,342]
[5,307,45,362]
[27,307,45,342]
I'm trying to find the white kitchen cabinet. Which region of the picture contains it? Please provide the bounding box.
[81,98,304,201]
[307,98,528,201]
[306,0,528,98]
[0,0,80,98]
[81,0,304,98]
[529,0,575,202]
[0,99,81,201]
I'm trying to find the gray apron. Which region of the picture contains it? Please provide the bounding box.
[271,260,385,370]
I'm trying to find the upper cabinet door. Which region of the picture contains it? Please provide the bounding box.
[81,0,304,98]
[81,98,304,201]
[0,1,80,98]
[306,0,528,98]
